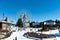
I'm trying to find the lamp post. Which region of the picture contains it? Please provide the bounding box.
[6,21,7,34]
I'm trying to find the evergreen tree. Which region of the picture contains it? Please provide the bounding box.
[16,18,23,27]
[55,20,60,27]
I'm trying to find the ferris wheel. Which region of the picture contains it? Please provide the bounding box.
[16,9,32,22]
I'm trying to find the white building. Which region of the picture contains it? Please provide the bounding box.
[44,20,56,25]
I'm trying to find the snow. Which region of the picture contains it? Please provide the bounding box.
[2,30,60,40]
[4,30,33,40]
[2,27,60,40]
[41,29,59,34]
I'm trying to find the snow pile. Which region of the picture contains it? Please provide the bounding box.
[36,29,59,35]
[42,29,59,34]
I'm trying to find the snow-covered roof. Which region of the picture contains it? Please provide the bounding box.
[0,17,12,24]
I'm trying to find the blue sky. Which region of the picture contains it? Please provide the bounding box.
[0,0,60,23]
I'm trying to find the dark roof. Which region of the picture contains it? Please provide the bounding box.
[44,20,55,22]
[5,17,8,21]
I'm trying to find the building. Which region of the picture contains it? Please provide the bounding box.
[40,20,57,28]
[0,17,12,32]
[31,22,40,28]
[44,20,56,25]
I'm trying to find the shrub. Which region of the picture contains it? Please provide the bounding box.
[1,30,9,32]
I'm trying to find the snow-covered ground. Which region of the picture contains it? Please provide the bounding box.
[4,30,33,40]
[2,30,60,40]
[2,27,60,40]
[36,29,59,35]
